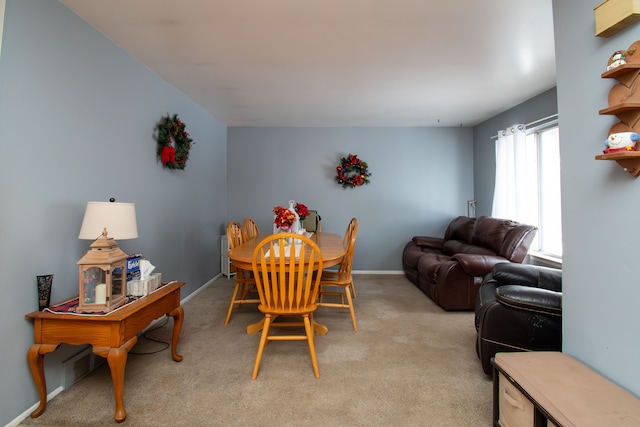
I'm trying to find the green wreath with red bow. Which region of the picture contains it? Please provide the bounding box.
[155,114,194,170]
[335,153,371,188]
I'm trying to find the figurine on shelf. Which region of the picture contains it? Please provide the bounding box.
[607,47,636,70]
[603,131,640,153]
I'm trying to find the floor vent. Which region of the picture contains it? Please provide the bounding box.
[61,347,105,389]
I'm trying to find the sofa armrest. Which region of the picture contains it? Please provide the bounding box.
[412,236,445,251]
[452,253,509,276]
[496,285,562,316]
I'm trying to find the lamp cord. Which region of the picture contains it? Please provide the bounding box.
[129,317,170,355]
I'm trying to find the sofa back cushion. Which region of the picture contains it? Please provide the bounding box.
[471,216,537,262]
[500,224,538,262]
[442,240,497,256]
[444,216,476,243]
[471,216,515,253]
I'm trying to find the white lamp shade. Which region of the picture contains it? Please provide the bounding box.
[78,201,138,240]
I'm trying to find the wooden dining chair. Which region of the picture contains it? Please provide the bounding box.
[250,233,324,379]
[242,217,260,241]
[224,221,260,326]
[343,217,358,298]
[318,220,359,331]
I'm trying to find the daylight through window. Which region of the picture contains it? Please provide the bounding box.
[492,119,562,261]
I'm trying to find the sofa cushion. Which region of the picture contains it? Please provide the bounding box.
[444,216,476,243]
[443,240,497,257]
[402,242,427,270]
[499,225,539,262]
[417,253,452,283]
[471,216,520,254]
[453,254,509,276]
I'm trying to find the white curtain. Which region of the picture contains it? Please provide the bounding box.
[491,124,538,226]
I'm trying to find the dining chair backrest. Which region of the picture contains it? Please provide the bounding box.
[251,233,323,314]
[227,221,244,250]
[242,217,260,240]
[338,221,358,276]
[343,217,358,248]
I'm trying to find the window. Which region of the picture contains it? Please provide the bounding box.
[492,120,562,260]
[528,124,562,259]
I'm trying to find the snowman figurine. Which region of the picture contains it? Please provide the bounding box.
[603,132,640,153]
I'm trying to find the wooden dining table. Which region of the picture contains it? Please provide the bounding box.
[227,231,345,335]
[228,231,345,271]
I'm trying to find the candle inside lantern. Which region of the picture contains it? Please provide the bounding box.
[95,283,107,304]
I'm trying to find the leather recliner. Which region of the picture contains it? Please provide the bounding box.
[474,262,562,375]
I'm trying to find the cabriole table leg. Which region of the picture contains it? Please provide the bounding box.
[27,343,59,418]
[168,306,184,362]
[93,336,138,423]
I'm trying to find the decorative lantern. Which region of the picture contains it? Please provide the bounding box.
[76,200,138,313]
[77,237,127,313]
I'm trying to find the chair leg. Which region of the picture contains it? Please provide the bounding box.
[345,283,358,332]
[224,281,242,326]
[303,315,320,379]
[252,315,272,380]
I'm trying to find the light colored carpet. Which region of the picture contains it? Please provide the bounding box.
[19,274,493,426]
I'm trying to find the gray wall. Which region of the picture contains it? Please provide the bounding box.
[227,127,474,271]
[0,1,227,423]
[553,0,640,395]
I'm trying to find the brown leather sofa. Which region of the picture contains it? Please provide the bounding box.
[474,263,562,374]
[402,216,537,310]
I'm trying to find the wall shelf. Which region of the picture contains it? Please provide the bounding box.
[597,41,640,177]
[595,151,640,176]
[599,103,640,115]
[601,62,640,79]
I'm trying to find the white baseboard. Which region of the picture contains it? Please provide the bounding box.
[180,274,219,305]
[140,274,221,333]
[6,386,63,427]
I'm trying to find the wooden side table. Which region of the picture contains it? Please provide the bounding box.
[25,281,185,423]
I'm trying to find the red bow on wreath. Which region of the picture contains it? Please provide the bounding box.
[161,145,176,165]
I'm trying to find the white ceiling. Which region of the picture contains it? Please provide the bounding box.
[60,0,556,127]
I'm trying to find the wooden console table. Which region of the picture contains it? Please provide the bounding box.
[25,281,185,423]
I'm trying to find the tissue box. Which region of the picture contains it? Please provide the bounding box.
[127,273,162,297]
[126,254,143,282]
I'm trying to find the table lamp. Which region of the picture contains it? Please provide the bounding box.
[76,199,138,313]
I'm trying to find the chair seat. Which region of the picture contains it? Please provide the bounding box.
[258,303,318,316]
[319,270,350,284]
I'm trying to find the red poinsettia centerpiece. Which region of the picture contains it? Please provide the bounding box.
[294,202,309,221]
[273,206,296,230]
